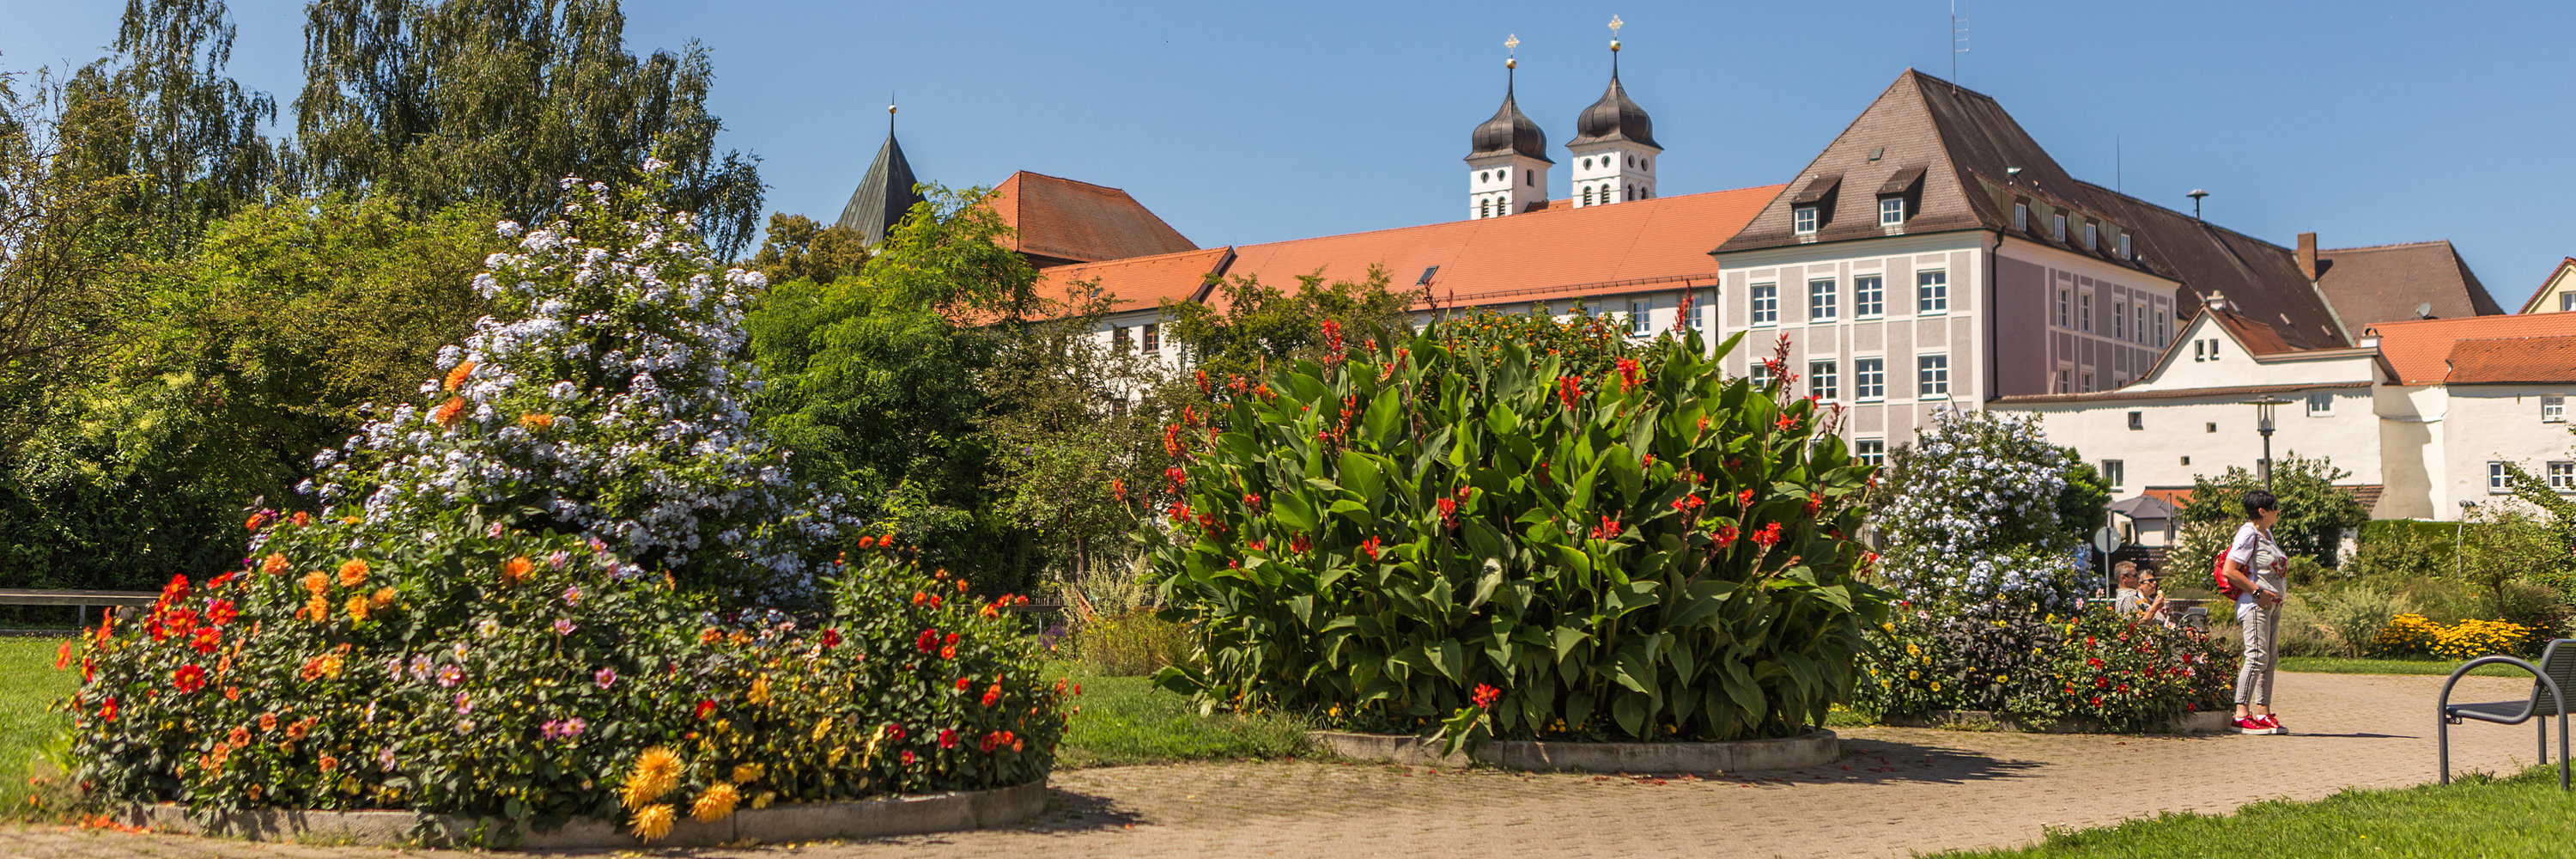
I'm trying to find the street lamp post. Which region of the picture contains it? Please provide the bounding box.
[2250,394,2287,490]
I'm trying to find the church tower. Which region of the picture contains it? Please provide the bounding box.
[1465,35,1551,219]
[1566,16,1660,208]
[837,101,927,246]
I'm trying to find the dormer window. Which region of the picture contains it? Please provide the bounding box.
[2083,222,2098,248]
[2053,212,2068,241]
[1793,205,1819,235]
[1879,197,1906,226]
[2013,201,2029,230]
[2119,233,2134,259]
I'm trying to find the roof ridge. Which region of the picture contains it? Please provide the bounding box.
[2072,180,2294,253]
[1005,170,1139,196]
[1232,185,1783,250]
[1048,246,1233,271]
[2319,239,2452,253]
[1899,68,2005,106]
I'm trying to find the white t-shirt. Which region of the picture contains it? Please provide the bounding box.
[2228,521,2287,603]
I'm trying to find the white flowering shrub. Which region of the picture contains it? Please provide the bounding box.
[303,171,852,599]
[1868,410,2089,608]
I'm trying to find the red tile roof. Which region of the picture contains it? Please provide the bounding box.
[1220,186,1780,312]
[985,172,1197,265]
[2365,314,2576,384]
[1032,246,1234,313]
[2444,336,2576,384]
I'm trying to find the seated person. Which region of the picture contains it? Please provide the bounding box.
[2111,561,2142,613]
[2136,567,2175,626]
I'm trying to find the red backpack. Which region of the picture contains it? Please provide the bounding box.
[2210,535,2246,600]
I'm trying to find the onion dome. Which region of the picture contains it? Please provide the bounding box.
[1468,67,1552,162]
[1571,65,1658,149]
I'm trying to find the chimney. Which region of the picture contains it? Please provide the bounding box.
[2295,232,2318,282]
[2205,290,2228,313]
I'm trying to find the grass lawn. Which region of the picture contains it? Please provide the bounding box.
[2280,655,2532,678]
[0,637,75,819]
[1054,667,1311,768]
[1935,765,2576,857]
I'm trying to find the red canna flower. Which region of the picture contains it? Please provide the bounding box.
[1359,537,1382,560]
[1288,533,1312,554]
[1165,466,1187,491]
[1714,525,1740,546]
[1167,503,1191,524]
[1110,479,1127,502]
[1752,522,1783,547]
[1805,493,1824,515]
[1556,375,1582,411]
[1589,515,1625,540]
[1615,358,1643,393]
[1739,488,1756,506]
[1242,493,1262,509]
[1470,684,1502,710]
[1437,497,1461,529]
[1775,411,1798,430]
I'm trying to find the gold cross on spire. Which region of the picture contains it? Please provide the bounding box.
[1607,15,1623,37]
[1504,34,1519,57]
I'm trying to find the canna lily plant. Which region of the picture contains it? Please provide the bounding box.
[1142,320,1891,751]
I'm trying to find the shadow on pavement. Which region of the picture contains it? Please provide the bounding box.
[1786,737,2046,786]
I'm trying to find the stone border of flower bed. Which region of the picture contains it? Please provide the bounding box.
[1307,728,1838,773]
[1882,710,2233,734]
[114,778,1048,849]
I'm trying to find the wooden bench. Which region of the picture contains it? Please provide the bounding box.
[0,588,157,631]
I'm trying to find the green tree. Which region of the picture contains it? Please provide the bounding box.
[0,198,501,594]
[58,0,284,257]
[1159,266,1419,381]
[2176,452,2367,567]
[745,186,1041,588]
[749,212,872,285]
[295,0,763,255]
[2458,502,2567,622]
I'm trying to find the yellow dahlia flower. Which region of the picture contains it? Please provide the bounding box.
[690,783,740,823]
[629,803,676,841]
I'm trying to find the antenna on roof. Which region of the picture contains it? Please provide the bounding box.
[1950,0,1969,93]
[2186,188,2209,222]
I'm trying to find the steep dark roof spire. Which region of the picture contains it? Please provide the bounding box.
[1467,54,1551,162]
[836,101,925,246]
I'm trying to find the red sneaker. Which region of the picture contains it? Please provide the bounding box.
[2235,716,2275,734]
[2257,714,2285,734]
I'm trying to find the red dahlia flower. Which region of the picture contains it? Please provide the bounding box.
[173,664,209,694]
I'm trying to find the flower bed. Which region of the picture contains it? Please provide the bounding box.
[1144,325,1888,749]
[62,521,1067,843]
[1851,604,2235,732]
[2374,613,2537,661]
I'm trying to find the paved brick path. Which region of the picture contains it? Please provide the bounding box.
[3,671,2552,858]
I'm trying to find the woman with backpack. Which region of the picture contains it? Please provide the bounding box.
[2220,489,2290,735]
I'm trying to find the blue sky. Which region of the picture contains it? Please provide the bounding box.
[8,1,2571,305]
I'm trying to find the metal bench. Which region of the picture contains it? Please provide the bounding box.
[2438,637,2575,791]
[0,588,156,631]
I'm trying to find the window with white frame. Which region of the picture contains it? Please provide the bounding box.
[1880,197,1906,226]
[2564,294,2576,313]
[2057,289,2070,327]
[1854,357,1886,400]
[2014,202,2029,230]
[1628,299,1652,337]
[1917,270,1949,313]
[2547,395,2567,423]
[1749,360,1771,387]
[2193,340,2206,362]
[2492,461,2513,494]
[2101,459,2125,490]
[2079,293,2093,332]
[2056,369,2070,393]
[1918,354,1951,398]
[2112,302,2126,340]
[1793,205,1819,235]
[1854,275,1885,317]
[2119,233,2134,259]
[2082,371,2095,393]
[2053,212,2068,241]
[1750,283,1778,325]
[2133,302,2148,343]
[2554,461,2576,492]
[1809,360,1838,400]
[2155,308,2169,344]
[1856,438,1886,467]
[2084,222,2098,249]
[2307,392,2334,416]
[1141,323,1160,352]
[1809,279,1838,321]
